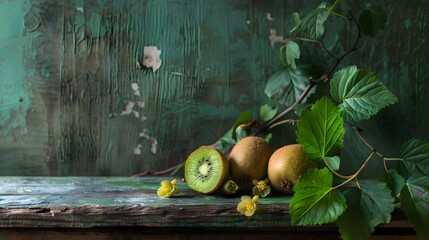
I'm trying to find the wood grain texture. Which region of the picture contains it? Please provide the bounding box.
[0,176,417,240]
[0,228,419,240]
[0,0,428,176]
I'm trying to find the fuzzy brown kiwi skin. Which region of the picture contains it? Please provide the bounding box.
[268,144,318,194]
[228,136,273,191]
[184,146,229,194]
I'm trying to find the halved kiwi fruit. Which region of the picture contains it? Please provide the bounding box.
[184,146,229,194]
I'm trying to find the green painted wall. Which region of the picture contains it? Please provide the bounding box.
[0,0,428,176]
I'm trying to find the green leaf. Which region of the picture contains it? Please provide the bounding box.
[259,104,278,122]
[264,133,273,143]
[235,125,248,141]
[401,176,429,240]
[292,12,301,24]
[291,2,329,39]
[264,65,318,106]
[400,138,429,177]
[337,180,395,240]
[232,110,252,133]
[324,156,340,170]
[358,5,387,37]
[380,169,405,198]
[296,96,345,161]
[330,65,398,122]
[280,41,300,69]
[212,129,235,152]
[217,136,236,152]
[290,168,347,225]
[213,111,252,152]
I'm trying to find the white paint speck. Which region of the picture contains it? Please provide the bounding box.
[246,20,251,25]
[134,144,142,155]
[132,111,139,118]
[266,13,274,21]
[171,72,187,77]
[76,7,84,13]
[131,83,140,96]
[121,101,135,116]
[136,101,145,108]
[140,129,158,154]
[142,46,162,72]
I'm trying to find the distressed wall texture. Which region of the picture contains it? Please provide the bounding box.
[0,0,428,176]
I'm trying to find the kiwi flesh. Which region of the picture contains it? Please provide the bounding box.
[268,144,318,194]
[184,146,229,194]
[228,136,273,191]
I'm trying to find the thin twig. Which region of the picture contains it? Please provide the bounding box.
[262,82,315,132]
[345,123,383,158]
[312,11,361,84]
[332,150,376,190]
[132,164,181,177]
[323,158,354,179]
[263,10,362,132]
[295,37,338,60]
[345,123,404,173]
[383,158,389,172]
[267,119,298,131]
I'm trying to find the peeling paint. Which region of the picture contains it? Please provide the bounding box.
[0,0,37,139]
[142,46,162,72]
[121,101,136,116]
[134,144,142,155]
[131,83,140,96]
[266,13,274,21]
[268,28,286,47]
[140,129,158,155]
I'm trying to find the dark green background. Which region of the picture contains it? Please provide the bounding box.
[0,0,428,177]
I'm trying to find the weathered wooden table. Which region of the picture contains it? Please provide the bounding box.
[0,177,418,240]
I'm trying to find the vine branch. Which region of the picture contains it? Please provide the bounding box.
[262,10,362,133]
[323,158,354,179]
[332,150,376,190]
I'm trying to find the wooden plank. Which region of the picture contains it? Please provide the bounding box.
[0,176,414,231]
[0,228,419,240]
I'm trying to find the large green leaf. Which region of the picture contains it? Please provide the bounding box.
[291,2,329,39]
[296,96,345,161]
[337,180,395,240]
[358,4,387,37]
[400,138,429,177]
[290,168,347,225]
[264,65,318,106]
[380,169,405,198]
[280,41,300,69]
[330,65,398,122]
[401,176,429,240]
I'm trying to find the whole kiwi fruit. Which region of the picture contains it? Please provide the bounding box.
[268,144,318,194]
[184,146,229,194]
[228,136,273,190]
